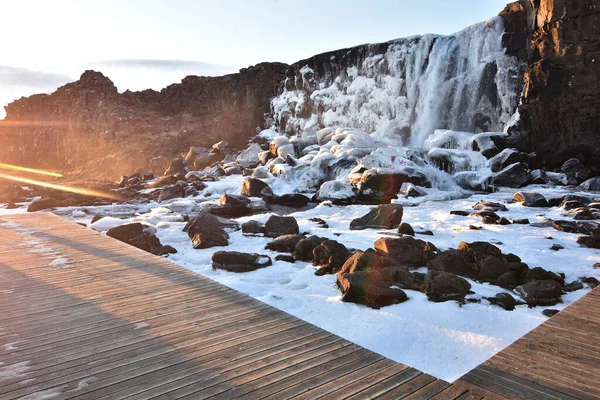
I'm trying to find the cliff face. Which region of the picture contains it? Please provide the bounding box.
[0,63,288,176]
[517,0,600,170]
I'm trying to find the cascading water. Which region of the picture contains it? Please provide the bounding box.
[255,17,522,200]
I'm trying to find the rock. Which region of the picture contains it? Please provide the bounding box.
[512,218,530,224]
[349,204,403,230]
[424,271,471,303]
[315,180,356,204]
[553,220,600,235]
[5,202,18,209]
[489,149,522,172]
[274,194,310,207]
[478,256,509,282]
[561,158,582,175]
[155,183,186,202]
[27,198,65,212]
[337,271,409,309]
[208,194,259,218]
[164,158,188,177]
[492,163,529,188]
[309,217,328,228]
[266,234,306,253]
[212,140,229,151]
[355,169,431,203]
[264,215,299,238]
[427,249,477,278]
[487,293,518,311]
[581,277,599,289]
[275,255,295,263]
[514,280,563,307]
[236,143,262,168]
[550,244,564,251]
[577,235,600,249]
[107,222,176,256]
[530,169,549,184]
[293,236,326,261]
[580,177,600,192]
[223,164,242,176]
[400,182,426,198]
[457,241,502,264]
[241,178,273,199]
[211,251,271,273]
[524,267,564,285]
[494,271,519,290]
[241,220,265,234]
[564,280,584,292]
[469,225,483,230]
[397,223,415,236]
[496,217,511,226]
[374,237,433,267]
[450,210,470,216]
[473,201,508,212]
[542,309,560,317]
[313,240,350,269]
[338,249,398,275]
[564,207,599,221]
[561,200,586,210]
[183,211,230,249]
[512,192,550,207]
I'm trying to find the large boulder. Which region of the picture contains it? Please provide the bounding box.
[492,163,529,188]
[512,192,551,207]
[427,249,477,279]
[207,194,261,218]
[241,220,264,234]
[183,211,230,249]
[489,149,522,172]
[457,241,502,264]
[337,270,408,309]
[293,236,326,261]
[349,204,403,230]
[27,198,65,212]
[273,194,310,208]
[514,280,563,307]
[424,271,471,302]
[107,223,176,256]
[164,158,188,177]
[473,201,507,212]
[312,240,351,274]
[374,237,433,267]
[354,169,431,203]
[580,177,600,192]
[577,235,600,249]
[338,249,398,275]
[241,178,273,199]
[236,143,263,168]
[264,215,300,238]
[266,234,306,252]
[212,251,272,273]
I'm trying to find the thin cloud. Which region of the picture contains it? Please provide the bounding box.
[90,59,234,75]
[0,66,72,90]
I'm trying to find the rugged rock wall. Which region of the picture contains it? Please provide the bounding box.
[0,63,288,176]
[517,0,600,171]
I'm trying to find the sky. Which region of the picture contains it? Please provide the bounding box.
[0,0,511,119]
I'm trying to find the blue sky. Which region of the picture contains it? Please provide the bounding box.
[0,0,511,118]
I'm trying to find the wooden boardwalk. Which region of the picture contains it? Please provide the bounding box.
[0,213,474,399]
[0,213,597,399]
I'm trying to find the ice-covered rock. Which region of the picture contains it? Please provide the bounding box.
[236,143,262,168]
[315,180,356,203]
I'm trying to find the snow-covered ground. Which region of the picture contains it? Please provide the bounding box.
[3,176,599,382]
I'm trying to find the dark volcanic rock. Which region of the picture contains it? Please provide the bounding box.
[275,254,295,263]
[349,204,403,230]
[241,220,264,234]
[107,223,176,256]
[274,194,311,207]
[266,234,306,253]
[478,256,509,282]
[489,149,522,173]
[209,194,261,218]
[337,271,409,309]
[164,158,188,177]
[473,201,508,212]
[397,223,415,236]
[487,292,518,311]
[374,237,433,267]
[338,249,398,275]
[312,240,351,273]
[529,169,549,184]
[427,249,477,279]
[577,235,600,249]
[184,211,230,249]
[580,177,600,192]
[512,192,550,207]
[212,251,272,272]
[515,280,563,307]
[293,236,326,261]
[525,267,564,285]
[355,170,431,204]
[492,163,529,188]
[457,241,502,264]
[241,178,273,199]
[424,271,471,303]
[264,215,300,238]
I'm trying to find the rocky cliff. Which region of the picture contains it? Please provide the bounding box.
[516,0,600,171]
[0,63,288,176]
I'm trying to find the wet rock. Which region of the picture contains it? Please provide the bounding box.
[275,254,295,263]
[397,223,415,236]
[577,234,600,249]
[487,293,518,311]
[514,280,563,307]
[492,163,529,188]
[107,222,176,256]
[312,240,351,273]
[241,178,273,199]
[427,249,477,278]
[473,201,508,212]
[424,271,471,303]
[184,211,230,249]
[512,192,550,207]
[374,236,434,267]
[274,194,310,208]
[241,220,264,234]
[266,234,306,253]
[293,235,326,261]
[27,198,65,212]
[212,251,272,273]
[164,158,188,177]
[264,215,299,238]
[489,149,521,173]
[337,271,408,309]
[349,204,403,230]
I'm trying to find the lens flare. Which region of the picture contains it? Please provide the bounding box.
[0,173,121,201]
[0,163,63,178]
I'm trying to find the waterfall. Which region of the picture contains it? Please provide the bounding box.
[269,17,520,147]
